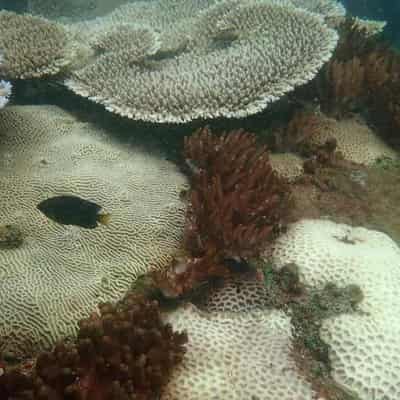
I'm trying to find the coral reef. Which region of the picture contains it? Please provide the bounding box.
[154,127,289,296]
[283,158,400,243]
[184,127,289,256]
[271,219,400,400]
[343,0,400,46]
[283,111,397,165]
[307,15,400,145]
[269,152,305,182]
[27,0,128,20]
[162,303,316,400]
[162,264,362,400]
[0,293,188,400]
[0,105,188,358]
[65,0,338,122]
[288,0,345,17]
[0,11,76,79]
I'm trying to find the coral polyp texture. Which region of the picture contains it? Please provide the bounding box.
[0,293,188,400]
[161,304,315,400]
[65,0,338,122]
[291,112,397,165]
[292,0,345,16]
[269,152,304,182]
[271,219,400,400]
[0,105,188,358]
[0,11,76,79]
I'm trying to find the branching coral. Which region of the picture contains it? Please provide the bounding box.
[65,0,338,122]
[0,11,76,79]
[312,16,400,137]
[0,293,188,400]
[154,127,290,296]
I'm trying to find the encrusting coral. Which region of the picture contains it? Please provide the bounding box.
[0,293,188,400]
[153,127,289,296]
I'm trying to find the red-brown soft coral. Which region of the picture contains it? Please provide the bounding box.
[153,127,289,296]
[312,17,400,143]
[0,293,187,400]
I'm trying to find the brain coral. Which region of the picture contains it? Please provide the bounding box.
[162,304,315,399]
[0,11,76,79]
[0,105,188,358]
[65,0,338,123]
[271,219,400,400]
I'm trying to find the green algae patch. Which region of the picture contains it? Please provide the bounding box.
[0,224,23,250]
[255,260,364,400]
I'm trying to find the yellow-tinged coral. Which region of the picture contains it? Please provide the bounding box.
[292,112,398,165]
[269,152,304,182]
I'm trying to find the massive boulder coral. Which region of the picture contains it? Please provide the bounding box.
[271,219,400,400]
[0,105,188,358]
[65,0,338,123]
[0,11,76,79]
[284,111,398,165]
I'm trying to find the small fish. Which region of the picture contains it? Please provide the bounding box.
[37,195,111,229]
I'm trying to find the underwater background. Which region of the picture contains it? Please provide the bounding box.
[0,1,400,399]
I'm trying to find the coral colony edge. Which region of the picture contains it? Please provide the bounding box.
[0,0,400,400]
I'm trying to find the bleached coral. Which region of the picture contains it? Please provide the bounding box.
[0,11,76,79]
[162,304,315,399]
[0,105,188,358]
[65,0,338,122]
[0,79,12,108]
[287,0,345,17]
[271,219,400,400]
